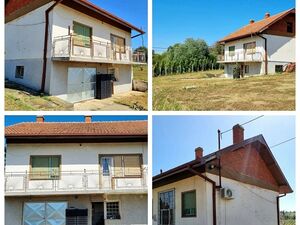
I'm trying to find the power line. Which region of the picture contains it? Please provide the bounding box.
[153,46,168,49]
[270,137,296,149]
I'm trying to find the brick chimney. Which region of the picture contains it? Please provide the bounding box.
[250,19,255,24]
[85,116,92,123]
[265,12,270,19]
[233,124,244,144]
[36,116,44,123]
[195,147,203,160]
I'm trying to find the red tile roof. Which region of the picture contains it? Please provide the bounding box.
[219,8,295,43]
[5,121,147,137]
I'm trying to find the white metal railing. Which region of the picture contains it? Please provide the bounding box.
[52,35,146,63]
[5,168,147,195]
[218,49,263,62]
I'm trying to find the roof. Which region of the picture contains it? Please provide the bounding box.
[153,135,292,194]
[219,8,295,43]
[5,0,145,34]
[5,121,147,138]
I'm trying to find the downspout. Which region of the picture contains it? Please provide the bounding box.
[217,130,222,188]
[41,0,63,93]
[258,34,268,75]
[277,194,286,225]
[188,167,217,225]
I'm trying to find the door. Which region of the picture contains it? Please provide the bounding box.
[100,157,113,189]
[159,190,175,225]
[92,202,104,225]
[23,202,67,225]
[67,68,96,102]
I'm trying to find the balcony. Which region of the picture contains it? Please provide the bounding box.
[52,35,146,64]
[217,50,263,63]
[5,168,148,196]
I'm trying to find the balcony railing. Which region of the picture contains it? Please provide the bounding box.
[217,50,263,62]
[5,168,147,195]
[52,35,146,63]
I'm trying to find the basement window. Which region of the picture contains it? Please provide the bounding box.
[15,66,24,79]
[275,65,283,73]
[182,190,196,217]
[106,202,121,219]
[287,22,293,33]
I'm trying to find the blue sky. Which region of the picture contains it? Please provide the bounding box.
[5,115,147,127]
[153,115,295,211]
[153,0,295,52]
[89,0,147,49]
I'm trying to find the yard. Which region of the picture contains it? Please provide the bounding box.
[153,70,295,111]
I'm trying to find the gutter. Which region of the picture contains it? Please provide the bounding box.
[257,34,268,75]
[188,167,217,225]
[276,194,286,225]
[41,0,63,93]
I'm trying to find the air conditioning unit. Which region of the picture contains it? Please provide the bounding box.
[221,187,234,200]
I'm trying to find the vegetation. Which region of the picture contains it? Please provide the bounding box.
[133,65,148,81]
[280,211,295,225]
[153,72,295,111]
[134,46,148,62]
[153,38,223,76]
[114,92,147,111]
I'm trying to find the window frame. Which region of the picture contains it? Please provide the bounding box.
[29,155,61,180]
[106,201,121,220]
[158,189,175,225]
[244,65,250,74]
[15,66,24,79]
[243,42,256,55]
[287,22,293,33]
[110,34,126,54]
[73,21,92,48]
[228,46,235,56]
[181,190,197,218]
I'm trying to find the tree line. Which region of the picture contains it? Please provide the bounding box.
[153,38,224,77]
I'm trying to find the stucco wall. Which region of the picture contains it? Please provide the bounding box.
[5,194,147,225]
[153,174,278,225]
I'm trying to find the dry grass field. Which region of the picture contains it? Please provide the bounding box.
[153,70,295,111]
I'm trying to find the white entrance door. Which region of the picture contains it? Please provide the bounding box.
[67,67,96,102]
[23,202,67,225]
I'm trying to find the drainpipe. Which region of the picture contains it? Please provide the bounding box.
[188,167,217,225]
[217,130,222,189]
[277,194,286,225]
[258,34,268,75]
[41,0,63,93]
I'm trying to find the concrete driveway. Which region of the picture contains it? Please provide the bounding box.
[73,91,143,111]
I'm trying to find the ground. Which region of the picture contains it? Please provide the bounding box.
[133,65,148,81]
[153,70,295,111]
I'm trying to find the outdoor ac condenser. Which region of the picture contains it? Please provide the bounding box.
[221,187,234,200]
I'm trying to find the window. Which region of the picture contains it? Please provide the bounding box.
[73,22,92,47]
[159,190,175,225]
[182,190,196,217]
[15,66,24,79]
[108,68,119,82]
[111,34,126,53]
[275,65,283,73]
[287,22,293,33]
[228,46,235,56]
[106,202,120,219]
[245,65,249,74]
[30,156,61,180]
[243,42,256,54]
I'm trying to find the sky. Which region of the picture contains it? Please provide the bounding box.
[89,0,147,49]
[5,115,147,127]
[153,115,295,211]
[153,0,295,52]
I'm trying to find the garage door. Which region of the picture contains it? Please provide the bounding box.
[23,202,67,225]
[67,68,96,103]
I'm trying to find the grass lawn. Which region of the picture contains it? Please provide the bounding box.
[153,70,295,111]
[133,65,148,81]
[114,92,148,111]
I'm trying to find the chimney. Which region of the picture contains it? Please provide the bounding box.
[85,116,92,123]
[233,124,244,144]
[36,116,44,123]
[250,19,255,24]
[265,12,270,19]
[195,147,203,160]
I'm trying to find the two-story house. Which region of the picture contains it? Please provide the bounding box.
[218,8,295,78]
[5,0,146,102]
[152,124,292,225]
[5,116,148,225]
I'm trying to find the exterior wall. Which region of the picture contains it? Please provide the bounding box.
[153,174,278,225]
[5,2,54,91]
[5,194,147,225]
[224,62,262,78]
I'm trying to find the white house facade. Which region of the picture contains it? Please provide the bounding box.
[5,117,148,225]
[5,0,146,102]
[218,8,295,78]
